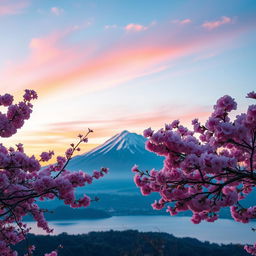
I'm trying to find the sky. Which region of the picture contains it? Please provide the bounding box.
[0,0,256,158]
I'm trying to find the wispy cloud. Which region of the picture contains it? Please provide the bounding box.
[50,107,211,131]
[172,19,192,25]
[1,18,250,97]
[202,16,233,30]
[51,7,64,16]
[6,105,210,157]
[105,21,156,31]
[124,23,148,32]
[0,0,28,16]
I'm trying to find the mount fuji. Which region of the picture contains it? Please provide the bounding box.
[41,131,164,209]
[67,130,164,181]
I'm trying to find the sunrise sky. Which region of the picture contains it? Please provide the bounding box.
[0,0,256,157]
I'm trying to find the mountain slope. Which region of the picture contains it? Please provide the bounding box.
[67,130,164,180]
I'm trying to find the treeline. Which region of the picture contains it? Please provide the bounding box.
[86,193,231,218]
[37,193,236,219]
[14,230,250,256]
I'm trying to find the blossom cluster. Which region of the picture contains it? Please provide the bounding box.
[133,92,256,254]
[0,90,107,256]
[0,90,37,138]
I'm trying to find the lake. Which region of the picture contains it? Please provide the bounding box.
[28,216,256,245]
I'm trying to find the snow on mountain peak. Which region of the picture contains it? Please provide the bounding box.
[85,130,146,156]
[67,130,164,176]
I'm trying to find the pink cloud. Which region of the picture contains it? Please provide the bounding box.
[124,23,147,32]
[1,19,248,97]
[107,21,156,31]
[5,104,211,157]
[21,30,75,72]
[202,16,233,30]
[41,106,211,147]
[172,19,192,25]
[50,108,211,129]
[0,0,28,16]
[51,7,64,16]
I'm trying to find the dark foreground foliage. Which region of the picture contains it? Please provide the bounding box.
[14,230,250,256]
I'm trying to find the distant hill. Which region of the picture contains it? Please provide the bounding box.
[38,193,235,219]
[24,206,111,221]
[15,230,249,256]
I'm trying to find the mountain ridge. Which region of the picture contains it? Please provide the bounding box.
[83,130,146,158]
[67,130,164,180]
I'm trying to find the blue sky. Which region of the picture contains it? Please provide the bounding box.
[0,0,255,157]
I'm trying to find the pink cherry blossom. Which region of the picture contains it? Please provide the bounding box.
[247,91,256,99]
[0,90,107,256]
[133,92,256,255]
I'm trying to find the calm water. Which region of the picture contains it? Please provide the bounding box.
[28,216,256,245]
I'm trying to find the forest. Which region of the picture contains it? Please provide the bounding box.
[14,230,250,256]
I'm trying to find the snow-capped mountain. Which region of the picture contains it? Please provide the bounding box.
[84,130,147,157]
[67,130,164,180]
